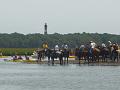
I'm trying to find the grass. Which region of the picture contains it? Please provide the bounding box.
[0,48,37,56]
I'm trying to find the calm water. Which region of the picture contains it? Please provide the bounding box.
[0,62,120,90]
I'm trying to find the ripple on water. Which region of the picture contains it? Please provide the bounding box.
[0,63,120,90]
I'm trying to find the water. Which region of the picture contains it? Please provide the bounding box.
[0,62,120,90]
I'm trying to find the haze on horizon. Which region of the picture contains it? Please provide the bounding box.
[0,0,120,35]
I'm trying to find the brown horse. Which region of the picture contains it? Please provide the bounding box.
[75,47,100,64]
[107,45,119,62]
[112,45,119,62]
[92,48,101,62]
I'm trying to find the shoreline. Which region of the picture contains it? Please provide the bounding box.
[22,59,120,66]
[2,56,120,66]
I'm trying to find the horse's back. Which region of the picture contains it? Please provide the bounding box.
[94,48,100,52]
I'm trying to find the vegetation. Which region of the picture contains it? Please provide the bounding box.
[0,48,37,56]
[0,32,120,49]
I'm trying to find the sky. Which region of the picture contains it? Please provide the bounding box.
[0,0,120,34]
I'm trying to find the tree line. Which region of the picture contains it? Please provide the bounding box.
[0,32,120,48]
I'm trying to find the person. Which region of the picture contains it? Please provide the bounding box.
[42,42,48,49]
[55,45,59,51]
[113,43,118,50]
[108,41,112,46]
[89,41,96,54]
[80,45,85,48]
[90,41,96,48]
[101,43,106,48]
[64,44,68,49]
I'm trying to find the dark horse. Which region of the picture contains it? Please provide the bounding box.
[36,49,45,62]
[112,45,119,62]
[62,49,69,64]
[77,47,88,64]
[45,48,52,64]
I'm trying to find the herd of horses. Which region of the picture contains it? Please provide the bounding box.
[36,45,120,65]
[75,45,120,64]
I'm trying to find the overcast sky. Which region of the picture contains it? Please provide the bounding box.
[0,0,120,34]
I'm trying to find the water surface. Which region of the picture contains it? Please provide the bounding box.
[0,62,120,90]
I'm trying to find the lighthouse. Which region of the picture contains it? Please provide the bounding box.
[44,23,47,35]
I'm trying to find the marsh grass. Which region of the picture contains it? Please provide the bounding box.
[0,48,37,56]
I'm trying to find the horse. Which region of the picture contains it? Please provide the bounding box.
[107,45,119,62]
[45,48,52,64]
[75,48,80,60]
[94,46,110,62]
[45,49,64,65]
[75,45,101,64]
[36,49,45,62]
[77,47,89,64]
[112,45,119,62]
[62,49,69,64]
[87,47,101,63]
[99,47,110,62]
